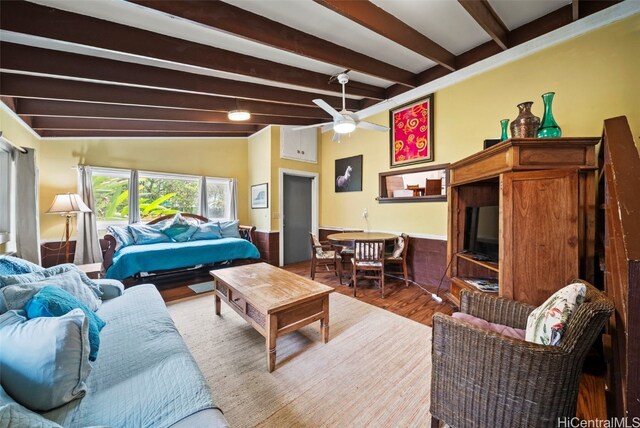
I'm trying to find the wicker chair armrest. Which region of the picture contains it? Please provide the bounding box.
[460,289,536,329]
[431,313,577,426]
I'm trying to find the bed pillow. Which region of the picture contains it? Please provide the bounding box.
[191,222,222,241]
[0,309,92,412]
[106,225,135,252]
[0,256,43,284]
[219,219,241,239]
[162,213,198,242]
[129,223,173,245]
[25,286,106,362]
[0,264,103,300]
[0,269,102,312]
[525,282,586,346]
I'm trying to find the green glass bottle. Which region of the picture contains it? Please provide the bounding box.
[536,92,562,138]
[500,119,509,141]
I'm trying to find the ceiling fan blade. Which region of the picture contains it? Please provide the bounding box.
[292,122,331,131]
[313,99,344,121]
[321,123,334,133]
[332,132,341,143]
[356,121,389,132]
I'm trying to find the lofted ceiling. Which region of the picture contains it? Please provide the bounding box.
[0,0,622,139]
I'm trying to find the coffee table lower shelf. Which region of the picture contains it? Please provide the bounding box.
[213,277,330,372]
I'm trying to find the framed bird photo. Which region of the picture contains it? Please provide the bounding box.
[335,155,363,193]
[389,94,434,168]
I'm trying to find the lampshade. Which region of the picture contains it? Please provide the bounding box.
[46,193,92,214]
[228,110,251,121]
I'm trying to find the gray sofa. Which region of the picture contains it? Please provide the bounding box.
[45,282,228,428]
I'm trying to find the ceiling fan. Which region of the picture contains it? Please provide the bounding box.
[293,72,388,142]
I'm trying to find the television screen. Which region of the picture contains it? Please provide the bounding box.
[463,206,499,261]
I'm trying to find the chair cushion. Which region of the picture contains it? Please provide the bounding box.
[452,312,526,340]
[0,309,92,411]
[316,250,336,260]
[525,282,586,346]
[352,260,382,268]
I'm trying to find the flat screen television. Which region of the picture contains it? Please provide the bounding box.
[463,205,499,262]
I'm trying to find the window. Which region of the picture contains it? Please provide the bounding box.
[92,168,130,230]
[206,178,232,220]
[377,163,449,203]
[138,172,199,221]
[0,138,15,247]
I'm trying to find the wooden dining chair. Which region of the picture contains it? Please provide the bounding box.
[385,233,410,287]
[351,240,385,298]
[309,233,339,280]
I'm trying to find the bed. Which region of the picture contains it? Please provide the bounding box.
[102,213,260,280]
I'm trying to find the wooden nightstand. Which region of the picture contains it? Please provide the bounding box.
[76,262,103,279]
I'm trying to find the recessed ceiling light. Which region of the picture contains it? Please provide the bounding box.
[228,110,251,121]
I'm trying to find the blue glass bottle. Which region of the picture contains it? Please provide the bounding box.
[536,92,562,138]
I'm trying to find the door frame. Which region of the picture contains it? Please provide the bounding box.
[279,168,319,266]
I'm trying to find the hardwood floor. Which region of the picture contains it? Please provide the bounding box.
[155,260,605,421]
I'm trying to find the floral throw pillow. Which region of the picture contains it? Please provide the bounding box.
[525,282,586,346]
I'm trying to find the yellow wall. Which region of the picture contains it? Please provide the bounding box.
[320,15,640,237]
[38,137,249,240]
[248,127,272,231]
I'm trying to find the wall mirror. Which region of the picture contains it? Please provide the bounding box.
[377,163,449,203]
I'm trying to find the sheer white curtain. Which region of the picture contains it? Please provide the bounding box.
[229,178,238,220]
[128,170,140,224]
[198,176,208,218]
[14,148,41,264]
[74,165,102,264]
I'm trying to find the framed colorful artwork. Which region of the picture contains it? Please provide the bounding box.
[389,94,434,168]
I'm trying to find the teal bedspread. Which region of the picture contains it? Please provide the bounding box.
[105,238,260,280]
[42,285,218,428]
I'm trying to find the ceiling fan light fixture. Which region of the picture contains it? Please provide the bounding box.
[228,110,251,121]
[333,118,356,134]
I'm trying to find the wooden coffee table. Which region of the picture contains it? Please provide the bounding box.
[210,263,333,372]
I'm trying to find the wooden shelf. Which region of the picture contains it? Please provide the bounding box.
[456,253,499,272]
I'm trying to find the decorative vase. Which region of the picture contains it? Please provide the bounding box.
[510,101,540,138]
[500,119,509,141]
[536,92,562,138]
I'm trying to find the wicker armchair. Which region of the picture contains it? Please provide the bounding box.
[430,280,614,428]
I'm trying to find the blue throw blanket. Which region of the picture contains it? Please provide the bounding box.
[105,238,260,280]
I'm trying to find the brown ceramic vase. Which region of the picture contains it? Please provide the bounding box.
[510,101,540,138]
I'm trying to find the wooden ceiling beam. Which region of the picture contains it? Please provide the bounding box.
[458,0,509,50]
[14,99,318,126]
[131,0,416,88]
[0,1,385,100]
[37,130,253,138]
[0,74,329,119]
[313,0,456,71]
[0,43,363,109]
[30,116,259,133]
[572,0,580,20]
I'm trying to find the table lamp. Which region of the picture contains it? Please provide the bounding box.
[46,193,92,263]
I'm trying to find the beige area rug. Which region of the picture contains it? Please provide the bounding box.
[167,292,434,427]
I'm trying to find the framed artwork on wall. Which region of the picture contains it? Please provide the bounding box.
[251,183,268,209]
[335,155,363,193]
[389,94,434,168]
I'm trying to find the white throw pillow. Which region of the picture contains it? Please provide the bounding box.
[0,309,92,411]
[525,282,586,346]
[392,236,405,258]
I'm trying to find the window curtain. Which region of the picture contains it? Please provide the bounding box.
[128,170,140,224]
[229,178,238,220]
[198,176,209,219]
[14,148,41,264]
[74,166,102,264]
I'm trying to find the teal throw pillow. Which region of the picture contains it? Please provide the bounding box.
[25,286,106,361]
[0,256,43,280]
[219,219,241,238]
[129,223,173,245]
[0,309,92,412]
[162,213,198,242]
[0,269,102,312]
[106,225,135,251]
[191,222,222,241]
